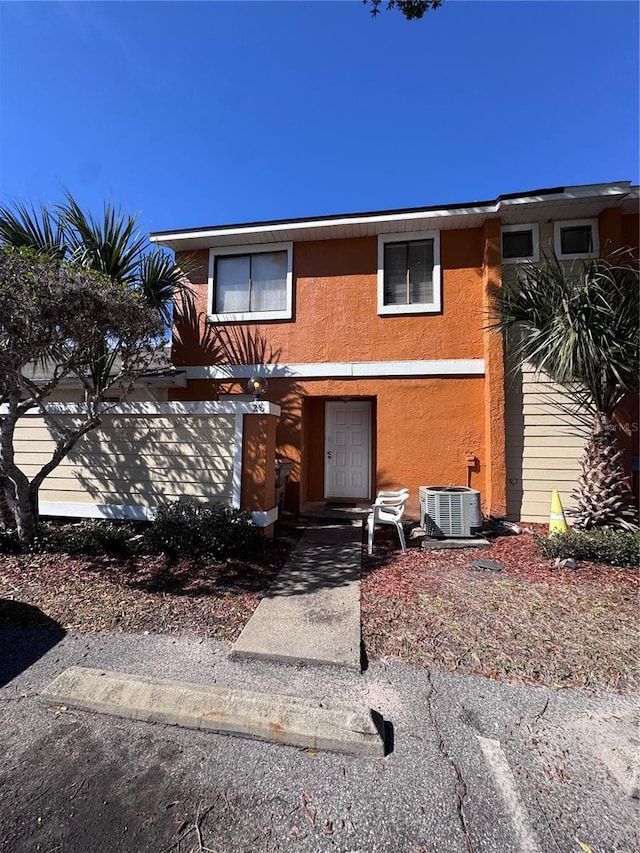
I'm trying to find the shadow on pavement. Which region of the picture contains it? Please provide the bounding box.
[0,600,66,687]
[265,524,363,597]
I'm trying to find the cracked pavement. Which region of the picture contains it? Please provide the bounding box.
[1,627,638,852]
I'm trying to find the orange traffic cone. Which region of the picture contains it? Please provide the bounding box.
[549,489,568,535]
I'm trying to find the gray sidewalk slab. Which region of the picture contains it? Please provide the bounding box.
[231,521,362,669]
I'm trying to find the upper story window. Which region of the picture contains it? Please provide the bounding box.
[208,242,293,322]
[554,219,599,260]
[377,230,441,315]
[501,223,539,264]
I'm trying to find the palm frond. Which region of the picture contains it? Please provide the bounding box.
[139,250,192,328]
[0,201,66,258]
[492,256,640,416]
[59,193,148,285]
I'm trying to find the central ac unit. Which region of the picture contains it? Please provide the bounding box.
[419,486,482,538]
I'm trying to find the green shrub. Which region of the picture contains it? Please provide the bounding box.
[143,500,265,561]
[32,520,140,557]
[535,528,640,568]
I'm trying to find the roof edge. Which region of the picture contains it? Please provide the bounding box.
[150,181,635,243]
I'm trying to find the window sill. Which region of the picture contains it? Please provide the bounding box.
[554,251,598,261]
[378,302,441,316]
[208,309,292,323]
[502,254,539,265]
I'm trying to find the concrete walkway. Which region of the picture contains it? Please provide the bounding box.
[231,521,363,670]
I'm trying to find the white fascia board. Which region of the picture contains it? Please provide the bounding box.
[151,205,499,246]
[351,359,482,376]
[497,182,632,208]
[2,401,281,417]
[26,373,186,390]
[149,182,633,247]
[547,181,631,199]
[184,360,485,380]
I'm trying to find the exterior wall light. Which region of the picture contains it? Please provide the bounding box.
[247,376,268,400]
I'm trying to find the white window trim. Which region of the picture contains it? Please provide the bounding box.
[501,223,540,264]
[554,219,599,260]
[207,241,293,322]
[377,230,441,316]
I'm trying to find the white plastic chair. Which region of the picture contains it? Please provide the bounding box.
[367,489,409,555]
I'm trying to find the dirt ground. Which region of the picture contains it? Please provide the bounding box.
[1,522,638,691]
[360,525,639,691]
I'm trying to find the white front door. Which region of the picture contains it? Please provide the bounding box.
[324,401,371,500]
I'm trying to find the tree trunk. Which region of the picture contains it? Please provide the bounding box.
[9,464,38,546]
[0,474,16,529]
[571,412,639,531]
[0,387,41,546]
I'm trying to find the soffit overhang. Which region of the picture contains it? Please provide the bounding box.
[150,182,639,252]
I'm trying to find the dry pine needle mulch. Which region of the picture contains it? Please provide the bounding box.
[1,525,638,693]
[361,526,639,692]
[0,547,289,640]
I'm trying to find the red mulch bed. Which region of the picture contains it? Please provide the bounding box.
[1,522,637,691]
[361,525,639,691]
[0,540,294,640]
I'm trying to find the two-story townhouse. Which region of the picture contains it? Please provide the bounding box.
[151,181,639,523]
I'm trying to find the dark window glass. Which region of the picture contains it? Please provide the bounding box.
[383,239,434,305]
[561,225,593,255]
[502,230,534,259]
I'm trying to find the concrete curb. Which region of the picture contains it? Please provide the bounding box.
[39,667,386,757]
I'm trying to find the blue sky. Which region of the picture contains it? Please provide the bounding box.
[0,1,638,236]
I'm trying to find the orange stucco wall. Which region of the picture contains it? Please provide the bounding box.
[167,200,638,522]
[174,231,486,366]
[621,213,639,256]
[481,218,507,516]
[170,226,500,519]
[173,376,486,519]
[599,210,639,262]
[172,206,640,518]
[240,413,277,536]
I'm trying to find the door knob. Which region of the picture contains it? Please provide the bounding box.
[327,451,332,459]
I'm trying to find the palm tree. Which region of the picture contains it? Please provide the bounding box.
[58,195,190,396]
[0,195,191,542]
[0,200,67,259]
[493,254,639,531]
[0,194,190,396]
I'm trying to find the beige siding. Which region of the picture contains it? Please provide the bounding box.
[45,388,169,404]
[501,219,594,523]
[14,409,236,518]
[505,363,589,523]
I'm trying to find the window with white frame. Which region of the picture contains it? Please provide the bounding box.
[554,219,599,260]
[501,223,539,264]
[208,242,293,321]
[377,230,441,315]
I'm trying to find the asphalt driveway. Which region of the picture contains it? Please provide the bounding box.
[1,627,637,853]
